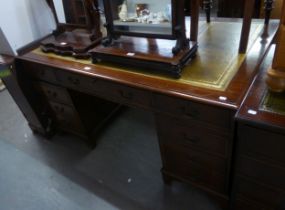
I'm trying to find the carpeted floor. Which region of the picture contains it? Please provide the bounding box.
[0,89,221,210]
[0,79,5,91]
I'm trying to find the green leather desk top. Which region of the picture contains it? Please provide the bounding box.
[34,21,263,91]
[261,91,285,116]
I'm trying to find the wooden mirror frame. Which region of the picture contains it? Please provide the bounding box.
[41,0,102,58]
[102,0,188,54]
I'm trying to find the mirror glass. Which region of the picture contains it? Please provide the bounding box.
[53,0,88,25]
[110,0,172,35]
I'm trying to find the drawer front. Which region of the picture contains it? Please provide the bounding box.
[56,70,152,108]
[25,62,58,83]
[162,146,227,193]
[238,124,285,167]
[153,94,232,130]
[56,70,95,90]
[36,82,72,105]
[236,176,285,208]
[163,146,227,173]
[49,102,84,134]
[237,156,285,190]
[156,115,228,157]
[234,196,270,210]
[97,82,152,108]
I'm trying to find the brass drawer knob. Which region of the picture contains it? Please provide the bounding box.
[68,76,80,85]
[181,106,200,119]
[119,90,133,100]
[184,134,200,144]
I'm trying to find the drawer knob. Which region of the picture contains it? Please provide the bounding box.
[120,90,133,100]
[39,70,45,76]
[47,90,57,98]
[54,105,64,113]
[184,134,200,144]
[181,107,200,119]
[68,77,80,85]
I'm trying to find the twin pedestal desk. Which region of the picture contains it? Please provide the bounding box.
[3,20,285,209]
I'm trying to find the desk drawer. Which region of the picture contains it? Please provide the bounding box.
[238,124,285,167]
[36,82,72,105]
[163,145,227,173]
[49,102,85,135]
[236,176,285,208]
[237,156,285,190]
[56,70,152,108]
[56,70,96,90]
[234,196,270,210]
[94,82,152,108]
[156,115,228,157]
[153,94,232,130]
[163,146,226,193]
[25,62,58,83]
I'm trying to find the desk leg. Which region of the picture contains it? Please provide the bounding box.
[264,0,274,25]
[203,0,213,23]
[2,68,50,136]
[239,0,255,53]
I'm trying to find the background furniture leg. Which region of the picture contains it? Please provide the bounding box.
[239,0,255,53]
[203,0,213,23]
[190,0,200,42]
[264,0,275,25]
[266,0,285,92]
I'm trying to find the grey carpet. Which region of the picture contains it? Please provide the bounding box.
[0,90,221,210]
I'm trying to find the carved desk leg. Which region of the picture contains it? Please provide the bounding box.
[264,0,275,25]
[239,0,255,53]
[203,0,213,23]
[266,1,285,92]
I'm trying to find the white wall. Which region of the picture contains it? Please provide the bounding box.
[0,0,56,54]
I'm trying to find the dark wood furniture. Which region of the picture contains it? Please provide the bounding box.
[91,0,199,78]
[217,0,262,18]
[264,0,275,25]
[267,1,285,92]
[41,0,102,59]
[9,19,279,209]
[203,0,213,23]
[232,45,285,210]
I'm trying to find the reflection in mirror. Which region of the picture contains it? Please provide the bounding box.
[53,0,88,25]
[111,0,172,35]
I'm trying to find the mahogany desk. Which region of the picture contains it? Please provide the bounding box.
[8,20,279,209]
[233,45,285,210]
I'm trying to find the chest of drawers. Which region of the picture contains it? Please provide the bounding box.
[232,46,285,210]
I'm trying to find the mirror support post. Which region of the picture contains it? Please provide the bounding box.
[190,0,200,42]
[239,0,255,54]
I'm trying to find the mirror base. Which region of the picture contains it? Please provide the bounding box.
[90,37,198,78]
[40,29,101,59]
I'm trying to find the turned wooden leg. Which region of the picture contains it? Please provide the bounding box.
[190,0,200,42]
[264,0,275,25]
[239,0,255,53]
[266,1,285,92]
[203,0,213,23]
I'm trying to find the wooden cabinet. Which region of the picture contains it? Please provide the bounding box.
[232,46,285,210]
[154,94,234,203]
[18,59,121,147]
[217,0,261,18]
[155,110,232,196]
[62,0,87,25]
